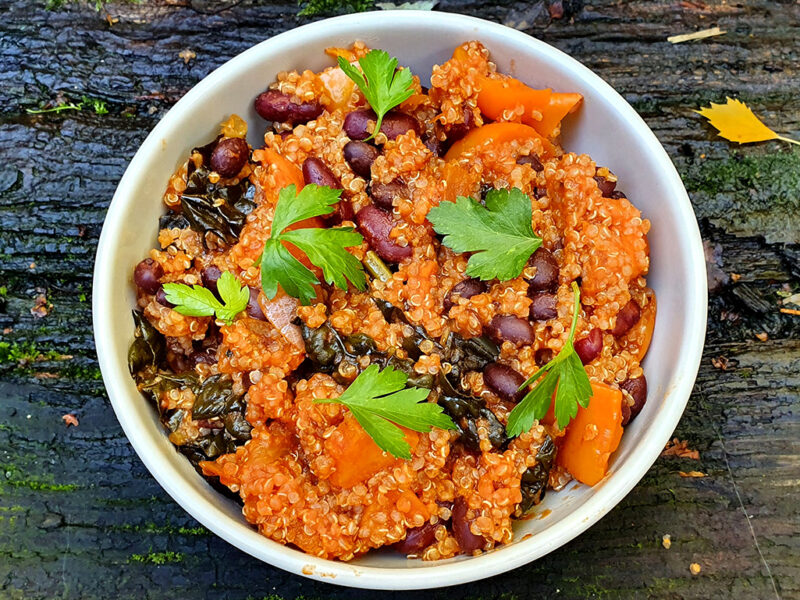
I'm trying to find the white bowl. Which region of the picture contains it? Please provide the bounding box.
[93,11,707,590]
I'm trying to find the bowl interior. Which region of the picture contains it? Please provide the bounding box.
[93,11,706,589]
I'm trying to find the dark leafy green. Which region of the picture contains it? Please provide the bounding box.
[180,165,256,245]
[128,310,166,374]
[192,374,243,420]
[437,378,508,452]
[518,436,556,513]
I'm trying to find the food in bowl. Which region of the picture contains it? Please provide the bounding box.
[127,40,656,562]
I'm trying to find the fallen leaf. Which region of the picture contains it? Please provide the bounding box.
[662,534,672,549]
[780,308,800,316]
[662,438,701,459]
[179,49,196,64]
[711,356,729,370]
[695,98,800,146]
[678,470,707,478]
[690,562,702,575]
[62,414,79,427]
[31,293,50,318]
[668,26,725,44]
[755,332,769,342]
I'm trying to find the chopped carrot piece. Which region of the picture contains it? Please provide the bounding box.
[634,290,657,361]
[325,415,419,489]
[533,92,583,138]
[319,66,356,112]
[325,46,356,63]
[444,122,556,161]
[253,147,306,194]
[476,75,552,124]
[442,161,482,203]
[557,382,623,486]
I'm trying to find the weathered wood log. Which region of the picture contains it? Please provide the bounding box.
[1,0,798,598]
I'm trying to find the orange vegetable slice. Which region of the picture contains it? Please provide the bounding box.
[557,382,624,486]
[534,92,583,138]
[325,415,420,489]
[443,122,556,161]
[476,75,552,124]
[319,66,356,112]
[442,160,482,203]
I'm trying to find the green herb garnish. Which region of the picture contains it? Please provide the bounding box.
[260,184,366,305]
[506,282,593,434]
[427,187,543,282]
[337,49,415,141]
[163,270,249,325]
[314,364,457,459]
[27,95,108,115]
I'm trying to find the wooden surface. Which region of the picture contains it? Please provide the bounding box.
[1,1,799,598]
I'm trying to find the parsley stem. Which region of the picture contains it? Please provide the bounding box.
[568,281,581,341]
[363,251,392,282]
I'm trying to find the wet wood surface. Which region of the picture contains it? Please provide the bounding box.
[1,0,798,598]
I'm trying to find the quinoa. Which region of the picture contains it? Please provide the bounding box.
[128,41,654,562]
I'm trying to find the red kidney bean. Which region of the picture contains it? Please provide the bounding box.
[254,89,323,124]
[487,315,536,346]
[394,521,438,555]
[302,157,341,189]
[210,137,249,178]
[369,179,406,211]
[166,349,192,373]
[443,278,486,312]
[356,205,412,263]
[529,292,558,321]
[380,110,421,140]
[445,107,474,144]
[344,108,420,141]
[594,175,616,197]
[620,375,647,426]
[245,287,266,321]
[483,362,525,402]
[610,190,627,199]
[533,186,548,199]
[611,300,642,337]
[527,248,559,293]
[422,134,444,157]
[155,286,174,308]
[518,153,544,172]
[333,198,355,224]
[574,328,603,364]
[201,265,222,295]
[134,258,163,295]
[343,140,379,179]
[451,497,484,553]
[344,108,377,140]
[190,348,218,367]
[535,347,554,366]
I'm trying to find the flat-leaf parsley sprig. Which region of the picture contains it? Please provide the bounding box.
[260,184,367,305]
[506,281,593,435]
[314,364,457,459]
[338,49,415,141]
[427,187,543,282]
[163,270,249,325]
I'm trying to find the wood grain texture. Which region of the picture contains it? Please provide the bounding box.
[1,0,798,598]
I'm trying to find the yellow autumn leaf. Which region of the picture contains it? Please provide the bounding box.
[695,97,799,146]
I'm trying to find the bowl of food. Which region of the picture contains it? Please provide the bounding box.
[93,10,706,590]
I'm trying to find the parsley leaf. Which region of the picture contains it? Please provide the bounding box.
[338,49,415,141]
[163,271,249,325]
[506,282,593,435]
[427,187,543,281]
[314,364,457,459]
[259,184,366,305]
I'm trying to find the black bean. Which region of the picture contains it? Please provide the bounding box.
[574,328,603,364]
[344,108,377,140]
[527,248,559,293]
[356,205,412,263]
[201,265,222,294]
[444,278,487,312]
[529,292,558,321]
[518,153,544,172]
[302,157,341,189]
[369,179,406,211]
[343,140,379,179]
[483,362,525,402]
[253,89,323,124]
[620,375,648,426]
[134,258,163,295]
[245,287,266,321]
[155,286,174,308]
[394,521,438,555]
[535,347,554,366]
[452,497,484,553]
[210,137,249,178]
[380,110,421,140]
[487,315,536,346]
[611,300,641,337]
[594,175,616,197]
